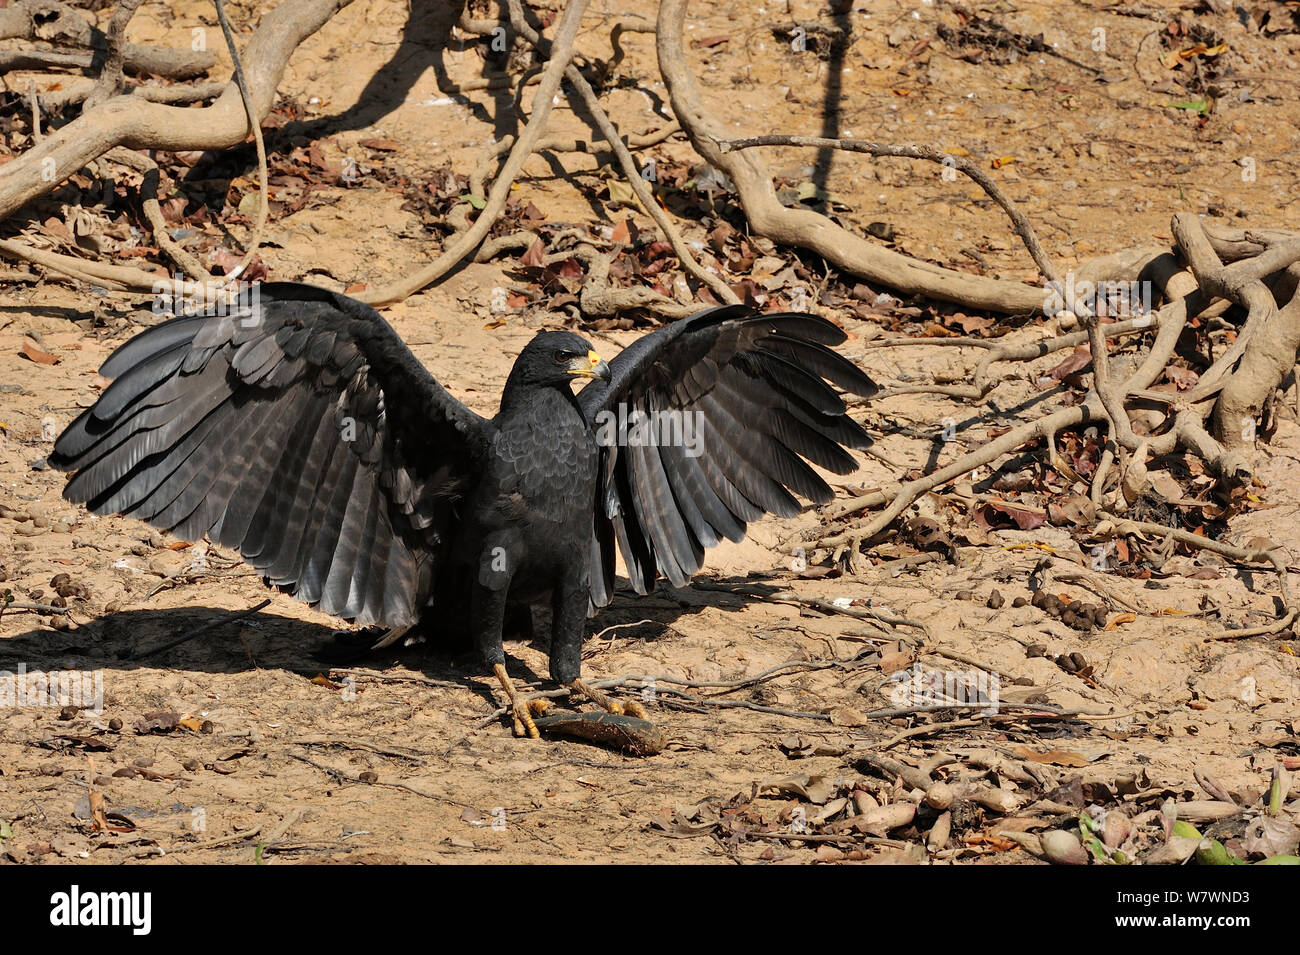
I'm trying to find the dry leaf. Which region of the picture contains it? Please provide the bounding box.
[520,238,547,268]
[20,341,59,365]
[1012,745,1090,767]
[761,774,835,805]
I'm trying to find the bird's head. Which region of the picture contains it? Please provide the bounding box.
[509,330,611,389]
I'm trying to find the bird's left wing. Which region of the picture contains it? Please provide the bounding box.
[51,282,490,627]
[577,304,877,607]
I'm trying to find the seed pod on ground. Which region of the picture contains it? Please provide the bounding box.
[853,789,879,815]
[924,781,954,811]
[1042,829,1089,865]
[853,802,916,836]
[927,811,952,852]
[968,787,1020,813]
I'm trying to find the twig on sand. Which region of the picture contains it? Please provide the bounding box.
[132,598,271,660]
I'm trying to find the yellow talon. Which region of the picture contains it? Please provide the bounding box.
[569,679,649,719]
[622,699,649,720]
[495,663,547,739]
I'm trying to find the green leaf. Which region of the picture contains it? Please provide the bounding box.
[1172,820,1202,840]
[1082,833,1111,863]
[1255,854,1300,865]
[460,194,486,210]
[1165,99,1209,115]
[0,820,12,840]
[1195,837,1245,866]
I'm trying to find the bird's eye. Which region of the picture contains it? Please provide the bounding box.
[554,350,573,363]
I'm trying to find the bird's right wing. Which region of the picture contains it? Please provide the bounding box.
[51,282,490,627]
[578,304,877,607]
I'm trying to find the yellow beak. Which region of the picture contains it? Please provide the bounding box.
[568,350,611,381]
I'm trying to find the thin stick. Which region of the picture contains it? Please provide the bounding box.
[213,0,267,285]
[132,598,271,660]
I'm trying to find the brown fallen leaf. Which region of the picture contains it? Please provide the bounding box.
[87,756,109,832]
[1012,745,1090,767]
[610,219,637,244]
[963,833,1019,851]
[1046,493,1096,527]
[760,774,836,805]
[1046,344,1092,383]
[975,501,1047,531]
[20,341,59,365]
[520,237,547,268]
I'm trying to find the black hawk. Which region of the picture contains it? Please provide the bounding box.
[51,283,877,736]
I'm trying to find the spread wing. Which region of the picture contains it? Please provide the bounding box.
[51,282,489,627]
[578,304,877,607]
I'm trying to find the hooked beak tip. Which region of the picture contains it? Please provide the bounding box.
[569,350,611,381]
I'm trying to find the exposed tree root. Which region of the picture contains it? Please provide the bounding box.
[0,0,215,79]
[0,0,355,223]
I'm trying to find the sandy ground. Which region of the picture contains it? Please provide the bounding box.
[1,0,1299,864]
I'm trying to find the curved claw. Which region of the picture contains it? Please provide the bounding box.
[495,663,549,739]
[621,698,649,720]
[511,696,551,739]
[569,679,648,719]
